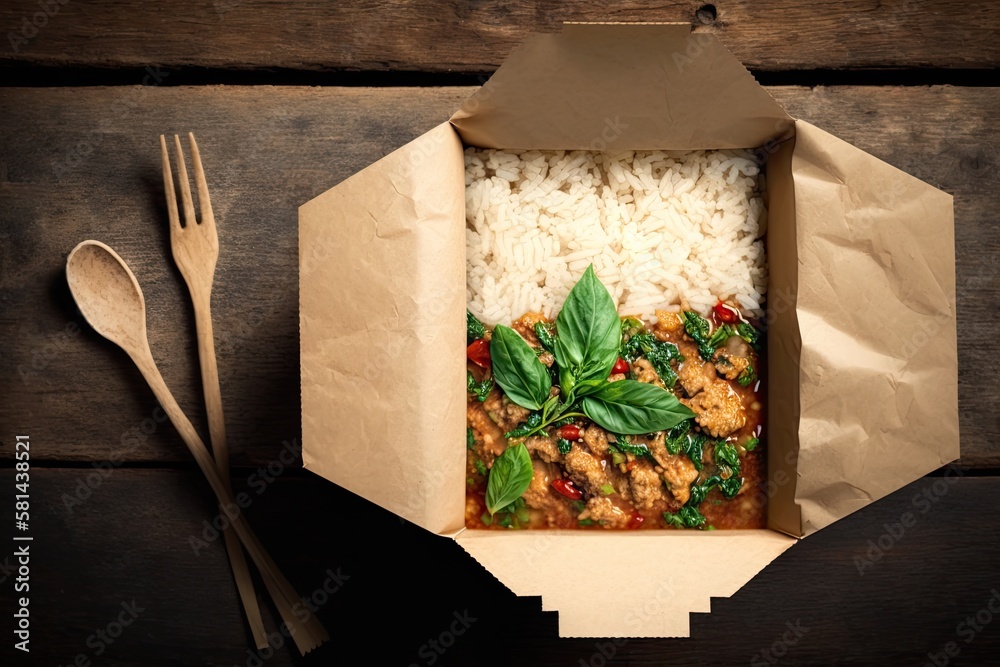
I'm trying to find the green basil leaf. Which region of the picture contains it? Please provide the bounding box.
[707,324,734,349]
[558,365,577,398]
[715,441,740,469]
[719,476,743,499]
[736,322,761,351]
[581,380,694,434]
[555,265,620,384]
[570,378,606,401]
[609,434,651,458]
[663,505,706,528]
[466,371,494,402]
[683,311,717,361]
[665,420,691,455]
[485,443,534,515]
[504,412,543,439]
[737,365,757,387]
[688,481,711,507]
[467,310,487,343]
[683,432,707,471]
[490,325,552,411]
[533,321,557,352]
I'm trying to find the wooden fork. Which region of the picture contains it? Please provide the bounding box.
[161,134,327,654]
[160,133,276,651]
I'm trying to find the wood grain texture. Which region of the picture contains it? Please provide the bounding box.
[0,85,996,468]
[0,468,997,665]
[0,0,998,72]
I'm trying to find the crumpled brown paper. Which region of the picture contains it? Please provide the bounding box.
[299,23,958,637]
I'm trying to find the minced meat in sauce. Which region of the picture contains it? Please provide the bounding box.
[466,301,765,530]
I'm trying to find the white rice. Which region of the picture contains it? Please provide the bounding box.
[465,148,767,325]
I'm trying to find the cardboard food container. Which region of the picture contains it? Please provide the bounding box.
[298,23,959,637]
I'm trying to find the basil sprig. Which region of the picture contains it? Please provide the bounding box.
[490,324,552,411]
[484,265,693,440]
[485,443,533,515]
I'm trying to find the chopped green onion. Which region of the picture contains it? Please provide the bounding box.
[600,483,615,495]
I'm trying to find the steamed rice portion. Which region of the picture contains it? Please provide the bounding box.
[464,148,767,325]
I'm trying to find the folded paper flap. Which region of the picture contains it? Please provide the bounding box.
[450,23,792,150]
[790,121,959,535]
[456,530,796,637]
[299,122,468,535]
[764,137,804,538]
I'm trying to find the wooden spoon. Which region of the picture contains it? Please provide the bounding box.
[65,240,328,654]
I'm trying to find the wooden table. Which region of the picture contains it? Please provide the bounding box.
[1,2,998,665]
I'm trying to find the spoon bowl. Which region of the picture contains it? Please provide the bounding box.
[66,240,149,356]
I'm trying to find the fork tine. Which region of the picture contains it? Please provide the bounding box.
[160,135,182,232]
[187,133,215,228]
[172,134,198,226]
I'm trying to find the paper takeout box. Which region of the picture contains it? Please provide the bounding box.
[298,24,959,637]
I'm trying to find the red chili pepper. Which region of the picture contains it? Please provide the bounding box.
[713,300,739,324]
[611,357,629,375]
[627,511,645,529]
[466,339,491,368]
[626,459,638,472]
[556,424,581,441]
[551,478,583,500]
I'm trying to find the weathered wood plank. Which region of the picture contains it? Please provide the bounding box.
[0,1,997,73]
[0,469,997,665]
[0,85,996,467]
